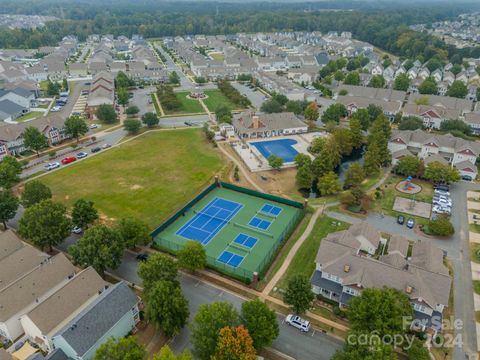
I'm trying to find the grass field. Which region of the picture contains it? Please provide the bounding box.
[40,129,226,228]
[210,53,225,61]
[153,186,303,281]
[276,215,349,289]
[16,111,44,122]
[203,89,243,112]
[162,91,205,115]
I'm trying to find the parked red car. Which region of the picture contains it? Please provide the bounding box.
[61,156,77,165]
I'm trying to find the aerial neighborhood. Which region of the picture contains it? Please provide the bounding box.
[0,2,479,360]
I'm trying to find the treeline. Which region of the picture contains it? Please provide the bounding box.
[217,80,251,109]
[0,2,480,63]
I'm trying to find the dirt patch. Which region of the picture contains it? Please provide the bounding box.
[134,323,168,357]
[130,184,143,190]
[64,195,69,200]
[393,196,431,218]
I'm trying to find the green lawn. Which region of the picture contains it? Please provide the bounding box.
[210,52,225,61]
[276,215,349,289]
[471,243,480,264]
[203,89,243,112]
[473,280,480,295]
[39,129,226,228]
[161,91,205,115]
[16,111,43,122]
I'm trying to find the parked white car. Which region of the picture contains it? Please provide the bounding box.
[285,314,310,332]
[44,162,60,171]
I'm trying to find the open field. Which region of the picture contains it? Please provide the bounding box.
[40,129,226,228]
[160,91,205,115]
[203,89,243,112]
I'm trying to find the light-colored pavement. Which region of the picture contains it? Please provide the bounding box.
[130,86,155,116]
[231,82,267,110]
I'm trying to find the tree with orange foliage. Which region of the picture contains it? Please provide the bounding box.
[212,325,256,360]
[304,101,319,122]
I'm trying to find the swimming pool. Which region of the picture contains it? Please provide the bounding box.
[250,138,299,163]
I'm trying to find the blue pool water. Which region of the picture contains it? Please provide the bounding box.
[251,138,299,163]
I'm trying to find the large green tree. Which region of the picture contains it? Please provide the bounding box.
[343,163,365,189]
[21,180,52,208]
[322,103,347,124]
[116,217,150,249]
[69,224,125,275]
[399,116,424,130]
[395,156,422,177]
[152,346,192,360]
[64,115,89,142]
[304,102,319,122]
[333,128,353,156]
[349,117,363,149]
[23,126,47,156]
[212,326,256,360]
[393,73,410,91]
[0,190,18,229]
[178,240,207,272]
[71,198,98,229]
[241,299,279,350]
[191,302,240,360]
[18,200,71,252]
[424,161,460,184]
[124,119,142,134]
[138,253,179,291]
[368,75,385,88]
[145,280,189,337]
[96,104,117,123]
[0,156,22,189]
[142,112,159,127]
[283,275,315,314]
[344,72,360,85]
[268,155,283,171]
[296,164,314,191]
[260,99,283,113]
[318,171,342,196]
[446,80,468,98]
[215,105,233,124]
[94,336,145,360]
[418,77,438,95]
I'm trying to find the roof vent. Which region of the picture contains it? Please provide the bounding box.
[344,264,350,273]
[405,285,413,294]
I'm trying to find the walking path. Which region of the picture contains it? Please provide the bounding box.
[262,206,323,295]
[153,93,165,117]
[198,98,215,123]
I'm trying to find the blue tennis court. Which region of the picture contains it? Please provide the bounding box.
[217,250,244,268]
[233,233,257,249]
[176,197,243,244]
[261,204,282,216]
[249,216,271,230]
[250,138,299,163]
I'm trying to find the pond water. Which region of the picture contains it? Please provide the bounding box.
[336,145,366,182]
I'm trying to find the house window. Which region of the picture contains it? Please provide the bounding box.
[413,303,428,314]
[344,287,357,296]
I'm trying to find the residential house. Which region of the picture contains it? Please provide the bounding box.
[85,72,115,119]
[0,88,36,109]
[232,111,307,139]
[389,129,480,179]
[0,100,26,122]
[310,222,451,332]
[52,282,140,360]
[402,103,461,130]
[68,63,88,77]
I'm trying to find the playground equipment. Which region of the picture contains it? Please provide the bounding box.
[403,176,414,191]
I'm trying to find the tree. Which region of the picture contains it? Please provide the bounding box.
[294,153,312,168]
[71,198,98,229]
[169,71,180,84]
[64,115,89,142]
[115,71,131,89]
[0,190,18,229]
[142,112,159,127]
[283,275,315,314]
[268,155,283,170]
[260,99,283,113]
[271,93,288,106]
[191,302,240,360]
[117,87,129,107]
[0,156,22,189]
[424,161,460,184]
[446,80,468,98]
[126,105,140,116]
[333,128,353,156]
[285,100,306,115]
[318,171,341,196]
[322,103,347,124]
[399,116,424,130]
[351,108,370,131]
[18,200,71,252]
[450,64,463,76]
[152,346,192,360]
[368,75,385,88]
[440,119,472,136]
[296,165,313,191]
[341,188,368,209]
[46,80,60,96]
[407,339,430,360]
[418,76,438,95]
[393,73,410,91]
[427,215,454,236]
[138,253,179,291]
[344,72,360,85]
[215,105,232,124]
[363,142,383,175]
[348,288,412,337]
[124,119,142,134]
[96,104,117,123]
[21,180,51,208]
[308,137,326,155]
[194,76,207,84]
[94,336,145,360]
[212,326,256,360]
[241,299,279,350]
[23,126,47,156]
[343,163,365,189]
[304,102,319,122]
[69,224,125,276]
[349,117,363,149]
[395,156,421,176]
[178,240,207,272]
[145,280,189,337]
[116,217,150,249]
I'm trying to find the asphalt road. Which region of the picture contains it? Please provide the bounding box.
[111,252,342,359]
[231,82,267,110]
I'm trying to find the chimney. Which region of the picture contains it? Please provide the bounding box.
[344,264,350,273]
[252,115,260,129]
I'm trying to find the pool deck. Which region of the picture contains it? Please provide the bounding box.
[232,134,317,172]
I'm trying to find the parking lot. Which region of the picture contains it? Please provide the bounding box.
[431,185,452,218]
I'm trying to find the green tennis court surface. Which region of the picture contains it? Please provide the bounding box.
[152,184,303,281]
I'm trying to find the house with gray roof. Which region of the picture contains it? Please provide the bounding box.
[232,111,307,138]
[52,282,139,360]
[0,99,26,122]
[311,222,451,332]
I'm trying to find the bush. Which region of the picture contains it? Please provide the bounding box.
[427,216,454,236]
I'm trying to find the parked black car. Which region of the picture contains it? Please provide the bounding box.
[91,147,101,153]
[397,215,405,225]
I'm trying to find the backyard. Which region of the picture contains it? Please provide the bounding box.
[16,111,44,122]
[39,129,227,228]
